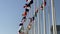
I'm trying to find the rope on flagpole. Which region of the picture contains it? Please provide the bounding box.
[51,0,57,34]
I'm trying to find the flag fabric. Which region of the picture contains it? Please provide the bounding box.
[22,11,27,17]
[19,23,23,26]
[22,16,26,22]
[29,18,32,22]
[27,24,31,30]
[44,0,46,6]
[25,8,29,12]
[25,3,31,8]
[19,26,24,33]
[32,16,35,21]
[40,3,43,10]
[40,0,46,10]
[29,0,33,4]
[26,0,31,3]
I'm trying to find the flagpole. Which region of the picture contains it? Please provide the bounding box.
[48,6,50,34]
[34,0,36,34]
[51,0,57,34]
[38,0,40,34]
[43,0,46,34]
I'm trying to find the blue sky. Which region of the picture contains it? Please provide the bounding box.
[0,0,60,34]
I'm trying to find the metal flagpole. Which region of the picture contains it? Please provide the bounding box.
[38,0,40,34]
[34,0,36,34]
[43,0,46,34]
[48,0,51,34]
[51,0,57,34]
[48,6,51,34]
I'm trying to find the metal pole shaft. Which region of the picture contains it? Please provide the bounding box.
[51,0,57,34]
[43,0,46,34]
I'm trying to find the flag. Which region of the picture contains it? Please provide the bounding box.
[22,16,26,22]
[19,26,24,33]
[29,18,32,22]
[40,3,43,10]
[27,24,31,30]
[36,9,38,13]
[19,23,23,26]
[25,8,29,12]
[34,9,38,17]
[25,3,31,8]
[26,0,31,3]
[22,11,27,17]
[32,16,35,21]
[44,0,46,6]
[29,0,33,4]
[40,0,46,10]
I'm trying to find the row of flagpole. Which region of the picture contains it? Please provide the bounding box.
[18,0,58,34]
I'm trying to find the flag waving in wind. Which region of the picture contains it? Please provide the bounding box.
[19,26,24,34]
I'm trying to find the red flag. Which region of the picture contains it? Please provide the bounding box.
[22,11,27,17]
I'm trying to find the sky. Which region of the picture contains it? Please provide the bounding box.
[0,0,60,34]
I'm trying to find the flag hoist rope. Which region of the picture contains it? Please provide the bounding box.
[51,0,57,34]
[43,0,46,34]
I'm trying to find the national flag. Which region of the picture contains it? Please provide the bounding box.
[19,23,23,26]
[27,24,31,30]
[29,18,32,22]
[26,0,31,3]
[36,9,38,13]
[32,16,35,21]
[19,26,24,33]
[44,0,46,6]
[22,11,27,17]
[22,16,26,22]
[29,0,33,4]
[25,3,31,8]
[25,8,29,12]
